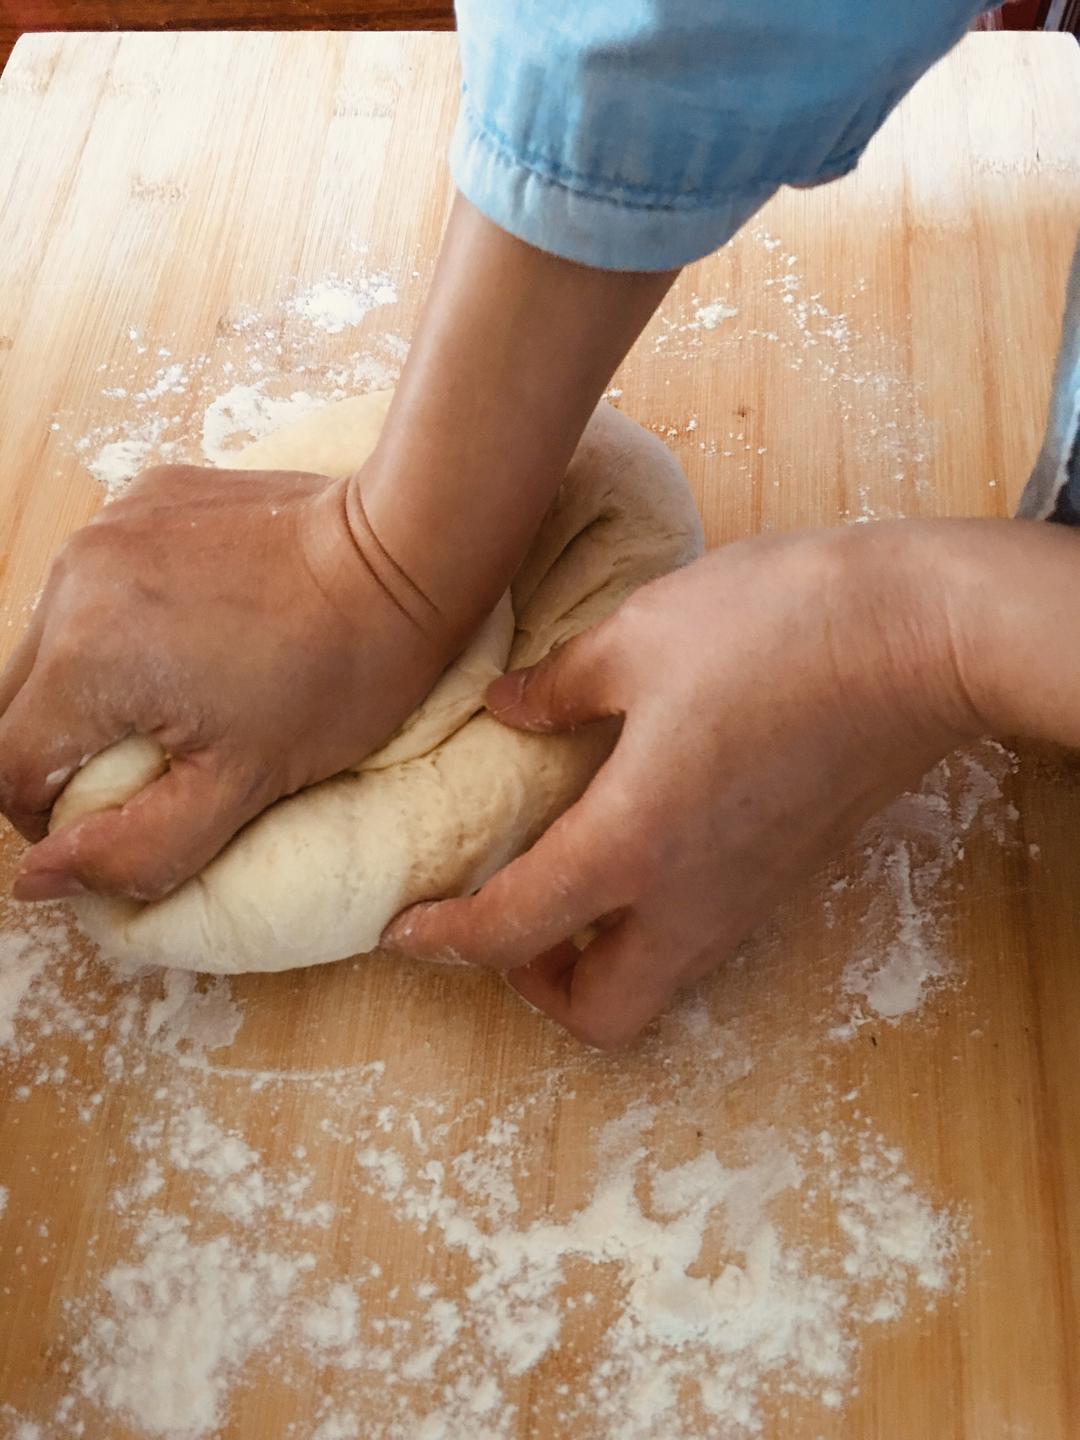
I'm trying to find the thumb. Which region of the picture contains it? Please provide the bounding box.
[13,757,266,903]
[485,622,624,734]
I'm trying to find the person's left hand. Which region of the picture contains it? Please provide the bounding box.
[383,520,994,1048]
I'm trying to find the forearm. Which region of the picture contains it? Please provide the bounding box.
[770,517,1080,760]
[357,195,676,638]
[854,516,1080,753]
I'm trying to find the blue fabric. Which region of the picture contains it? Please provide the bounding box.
[451,0,996,271]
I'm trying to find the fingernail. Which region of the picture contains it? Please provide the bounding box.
[486,669,527,717]
[380,905,428,951]
[13,870,88,902]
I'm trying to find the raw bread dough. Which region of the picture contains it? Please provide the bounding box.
[52,393,704,973]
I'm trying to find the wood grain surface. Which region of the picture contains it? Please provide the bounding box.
[1,30,1079,1440]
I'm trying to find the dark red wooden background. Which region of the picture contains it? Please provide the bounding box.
[0,3,454,75]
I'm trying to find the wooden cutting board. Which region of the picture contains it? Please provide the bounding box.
[1,30,1079,1440]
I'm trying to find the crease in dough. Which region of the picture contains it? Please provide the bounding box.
[51,393,704,974]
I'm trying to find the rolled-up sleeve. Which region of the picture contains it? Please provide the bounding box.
[451,0,994,271]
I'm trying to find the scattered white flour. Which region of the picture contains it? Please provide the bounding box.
[694,298,739,329]
[144,970,243,1054]
[842,842,947,1022]
[0,716,1025,1431]
[294,274,399,333]
[833,742,1017,1036]
[301,1283,361,1351]
[0,731,1013,1440]
[76,1212,315,1437]
[833,1142,958,1321]
[57,277,409,496]
[637,226,934,507]
[345,1104,961,1437]
[311,1413,360,1440]
[200,382,324,465]
[86,438,156,493]
[135,361,190,404]
[0,931,52,1048]
[113,1159,165,1212]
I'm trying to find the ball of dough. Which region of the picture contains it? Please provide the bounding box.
[52,394,704,973]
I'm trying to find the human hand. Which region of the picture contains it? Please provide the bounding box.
[384,521,997,1048]
[0,462,456,902]
[0,197,675,910]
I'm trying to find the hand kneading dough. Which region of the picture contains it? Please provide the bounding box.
[52,394,704,974]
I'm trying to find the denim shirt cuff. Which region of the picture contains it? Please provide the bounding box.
[450,106,778,273]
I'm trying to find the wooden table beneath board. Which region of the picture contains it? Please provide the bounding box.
[0,2,457,82]
[1,30,1079,1440]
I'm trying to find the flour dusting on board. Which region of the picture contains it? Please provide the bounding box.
[201,383,326,466]
[57,228,936,520]
[78,1216,315,1436]
[639,227,936,515]
[0,739,1024,1438]
[831,743,1019,1038]
[293,273,398,333]
[5,237,1028,1438]
[56,266,407,496]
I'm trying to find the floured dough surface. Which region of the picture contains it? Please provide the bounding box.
[53,393,704,973]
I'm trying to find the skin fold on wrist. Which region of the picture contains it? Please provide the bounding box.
[356,194,677,636]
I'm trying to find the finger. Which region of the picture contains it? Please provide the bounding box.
[0,604,45,717]
[485,619,625,734]
[13,755,265,903]
[508,919,683,1050]
[0,677,116,842]
[382,766,639,970]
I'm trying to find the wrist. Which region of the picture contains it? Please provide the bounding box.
[347,457,497,647]
[299,476,462,668]
[822,522,992,752]
[934,517,1080,748]
[354,194,675,635]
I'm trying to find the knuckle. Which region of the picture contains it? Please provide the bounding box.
[607,590,649,638]
[125,464,210,508]
[36,596,133,680]
[4,808,48,843]
[127,462,191,492]
[48,530,117,601]
[0,755,51,828]
[605,590,659,662]
[35,621,76,669]
[49,530,89,582]
[132,463,177,486]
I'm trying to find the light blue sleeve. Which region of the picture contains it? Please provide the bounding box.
[451,0,995,271]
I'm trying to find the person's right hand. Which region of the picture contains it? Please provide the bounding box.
[0,461,458,903]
